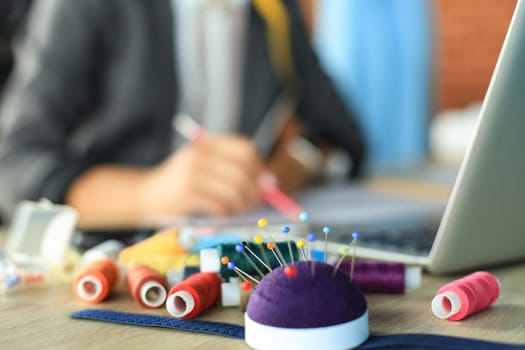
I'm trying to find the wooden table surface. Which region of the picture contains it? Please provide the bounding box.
[2,174,525,349]
[1,262,525,350]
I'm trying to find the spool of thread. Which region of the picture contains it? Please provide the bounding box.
[200,242,298,278]
[338,261,421,294]
[73,258,119,303]
[127,265,168,309]
[119,228,186,266]
[166,272,221,319]
[82,240,125,266]
[221,278,241,307]
[220,278,254,311]
[51,249,82,283]
[431,271,500,321]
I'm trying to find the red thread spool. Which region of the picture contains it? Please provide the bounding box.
[166,272,222,319]
[431,271,500,321]
[127,265,168,309]
[73,258,119,303]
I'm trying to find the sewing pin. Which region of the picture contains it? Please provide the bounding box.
[349,232,360,282]
[284,265,297,279]
[331,246,349,279]
[241,241,272,273]
[296,240,308,261]
[322,226,331,263]
[258,218,287,266]
[253,234,270,266]
[266,242,284,267]
[298,211,309,223]
[307,233,317,277]
[221,257,259,285]
[236,244,265,278]
[282,226,294,263]
[240,281,252,292]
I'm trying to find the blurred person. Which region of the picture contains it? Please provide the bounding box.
[0,0,365,229]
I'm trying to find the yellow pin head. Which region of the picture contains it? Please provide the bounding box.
[254,235,264,245]
[339,246,349,255]
[296,240,305,249]
[257,218,268,228]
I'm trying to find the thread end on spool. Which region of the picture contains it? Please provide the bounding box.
[76,275,104,303]
[404,266,422,289]
[431,291,461,319]
[140,281,167,308]
[200,249,220,273]
[166,290,195,318]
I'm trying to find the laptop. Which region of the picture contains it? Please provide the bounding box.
[305,0,525,274]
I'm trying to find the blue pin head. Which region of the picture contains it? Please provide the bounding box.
[235,244,245,253]
[307,232,316,242]
[282,226,290,234]
[352,232,361,240]
[227,261,236,270]
[322,226,331,235]
[299,212,309,222]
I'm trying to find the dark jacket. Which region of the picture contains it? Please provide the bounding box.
[0,0,365,218]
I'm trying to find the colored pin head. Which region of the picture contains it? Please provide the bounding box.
[299,212,309,222]
[235,244,245,253]
[254,235,264,245]
[352,232,361,240]
[241,281,253,292]
[257,218,268,228]
[322,226,331,263]
[284,265,297,278]
[282,226,290,234]
[307,233,316,242]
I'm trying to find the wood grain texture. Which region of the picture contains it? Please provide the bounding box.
[2,261,524,349]
[1,177,525,349]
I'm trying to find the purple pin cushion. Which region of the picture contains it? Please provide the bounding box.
[245,261,369,350]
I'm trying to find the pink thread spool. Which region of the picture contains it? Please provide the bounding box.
[431,271,500,321]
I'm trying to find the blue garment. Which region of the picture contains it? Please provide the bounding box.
[314,0,433,170]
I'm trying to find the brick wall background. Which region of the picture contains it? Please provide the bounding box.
[434,0,517,111]
[301,0,518,113]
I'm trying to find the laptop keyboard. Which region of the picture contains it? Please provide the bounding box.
[325,219,440,256]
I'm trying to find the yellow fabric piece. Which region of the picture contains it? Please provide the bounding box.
[118,228,186,265]
[123,253,199,276]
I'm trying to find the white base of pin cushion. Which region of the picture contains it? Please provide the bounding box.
[244,310,369,350]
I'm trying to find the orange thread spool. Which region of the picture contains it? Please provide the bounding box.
[127,265,168,308]
[166,272,222,319]
[73,258,119,303]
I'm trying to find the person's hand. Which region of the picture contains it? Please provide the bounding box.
[140,135,263,216]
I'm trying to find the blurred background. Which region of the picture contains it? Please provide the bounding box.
[0,0,518,224]
[306,0,517,171]
[1,0,516,169]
